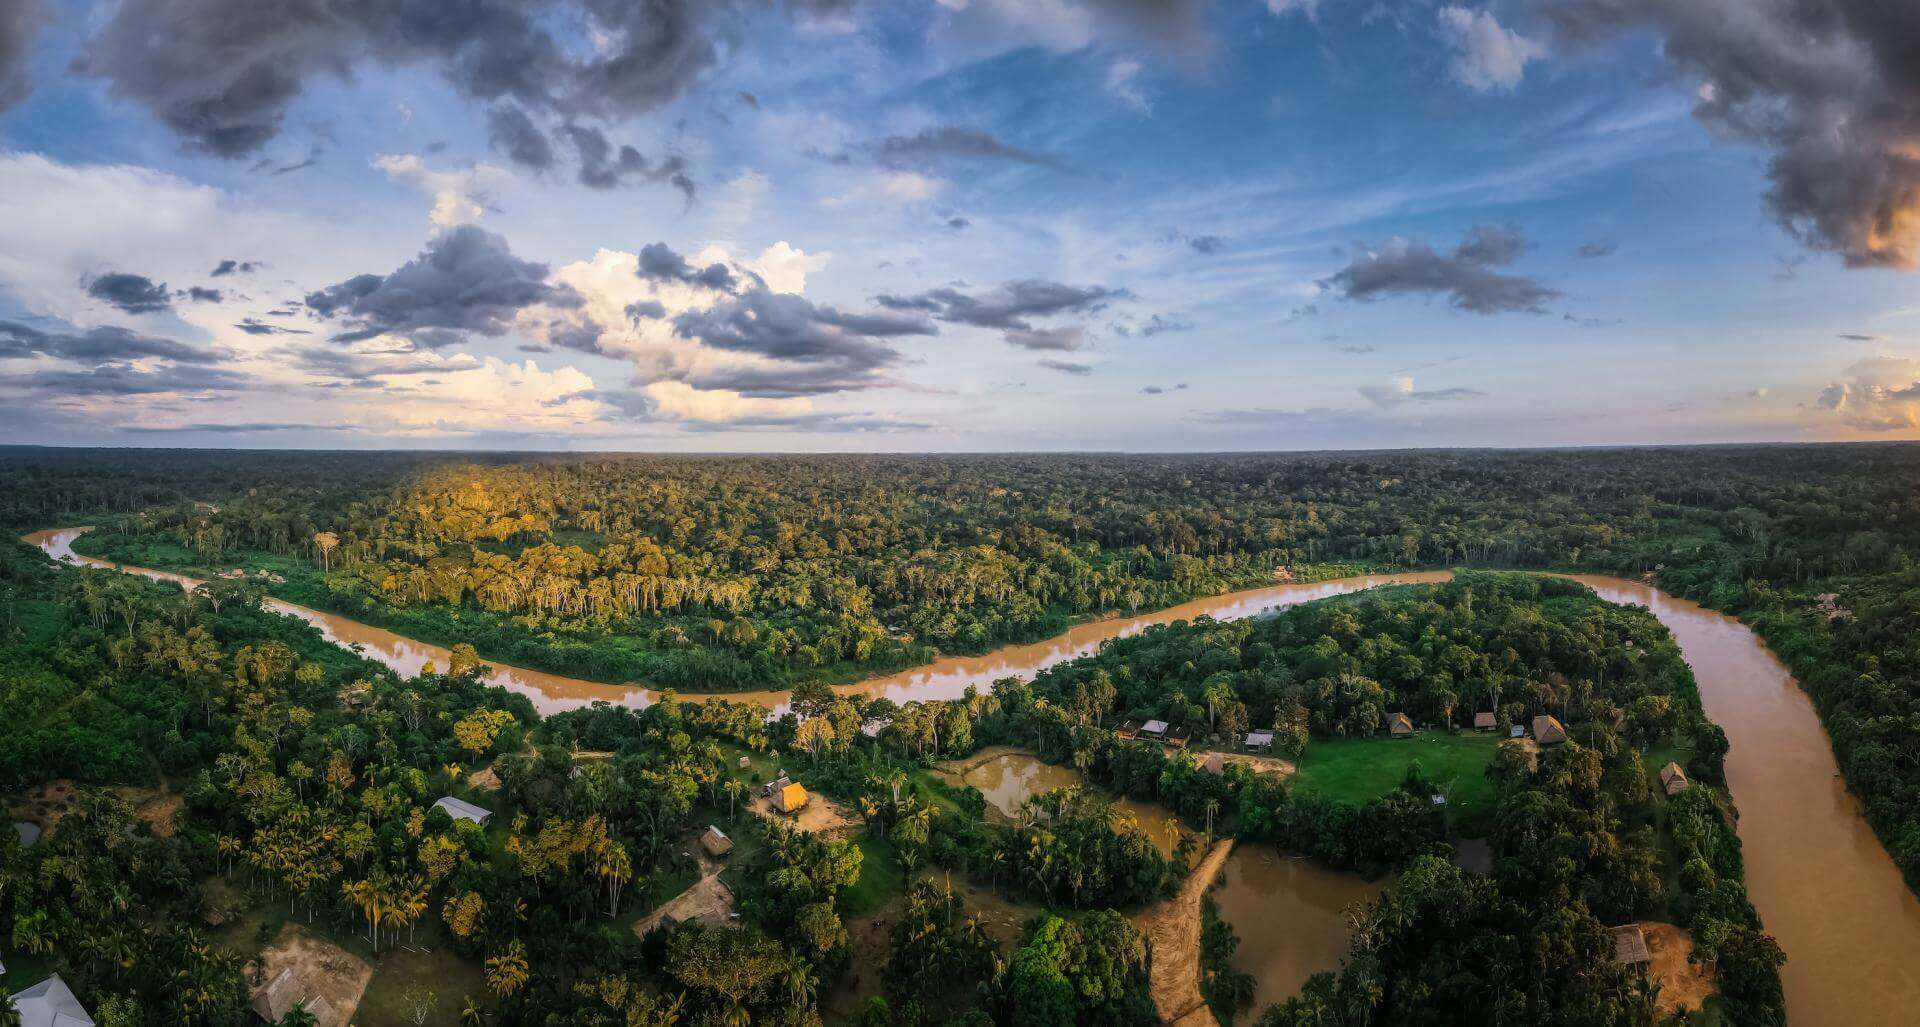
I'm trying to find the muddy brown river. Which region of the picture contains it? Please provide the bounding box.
[26,527,1920,1021]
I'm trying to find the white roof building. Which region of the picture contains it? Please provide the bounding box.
[431,796,493,826]
[1140,719,1169,737]
[1244,730,1274,749]
[11,973,96,1027]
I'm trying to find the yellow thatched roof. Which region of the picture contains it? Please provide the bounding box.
[777,782,809,812]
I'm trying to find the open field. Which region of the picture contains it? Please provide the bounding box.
[1292,731,1501,833]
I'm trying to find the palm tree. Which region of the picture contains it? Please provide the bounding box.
[485,942,530,999]
[278,1002,320,1027]
[0,994,22,1027]
[460,996,487,1025]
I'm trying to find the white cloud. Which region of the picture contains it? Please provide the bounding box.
[1816,356,1920,431]
[375,357,601,434]
[640,380,815,422]
[515,240,840,408]
[1436,6,1545,93]
[0,152,269,323]
[373,154,512,228]
[1107,57,1150,114]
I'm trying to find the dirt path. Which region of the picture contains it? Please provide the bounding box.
[1138,838,1235,1026]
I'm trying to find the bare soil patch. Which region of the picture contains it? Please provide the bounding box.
[748,791,858,837]
[1640,921,1716,1015]
[8,779,78,832]
[247,923,373,1027]
[116,786,183,837]
[1210,752,1297,777]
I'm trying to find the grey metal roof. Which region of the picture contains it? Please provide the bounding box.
[432,796,492,824]
[11,973,96,1027]
[13,821,40,847]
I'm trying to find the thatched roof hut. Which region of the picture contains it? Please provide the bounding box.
[774,782,809,813]
[1473,711,1497,731]
[1532,715,1568,745]
[1612,924,1651,966]
[701,826,733,857]
[1200,753,1225,775]
[1387,712,1414,737]
[1660,762,1690,796]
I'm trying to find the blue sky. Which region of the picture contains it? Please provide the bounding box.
[1,0,1916,451]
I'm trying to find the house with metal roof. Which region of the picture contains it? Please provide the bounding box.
[431,796,493,826]
[11,973,96,1027]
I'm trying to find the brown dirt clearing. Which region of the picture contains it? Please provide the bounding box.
[248,923,373,1027]
[1640,921,1716,1015]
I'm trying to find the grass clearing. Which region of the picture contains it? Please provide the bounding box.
[1293,731,1501,834]
[842,829,906,917]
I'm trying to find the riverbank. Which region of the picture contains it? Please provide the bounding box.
[61,523,1386,698]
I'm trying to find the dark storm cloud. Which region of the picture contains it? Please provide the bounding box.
[865,127,1070,172]
[84,272,173,314]
[488,105,557,171]
[947,216,971,231]
[290,345,482,383]
[1577,239,1618,258]
[0,0,43,112]
[184,286,223,303]
[1038,359,1093,375]
[233,317,309,336]
[75,0,785,159]
[15,362,250,397]
[1548,0,1920,268]
[561,124,695,202]
[304,225,580,346]
[211,259,261,277]
[1188,235,1225,255]
[876,280,1126,348]
[0,321,225,364]
[1004,326,1084,352]
[637,242,738,291]
[669,284,936,397]
[1322,225,1561,315]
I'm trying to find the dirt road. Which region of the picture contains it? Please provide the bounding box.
[1138,838,1235,1026]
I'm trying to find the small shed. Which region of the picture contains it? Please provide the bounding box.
[774,782,809,814]
[1473,711,1497,731]
[1532,715,1568,745]
[1611,924,1651,967]
[1244,730,1274,750]
[1164,727,1191,750]
[1659,762,1690,796]
[1200,752,1225,776]
[1387,712,1414,737]
[11,973,95,1027]
[763,775,791,798]
[250,967,338,1026]
[1117,720,1142,740]
[432,796,493,827]
[1139,719,1169,740]
[701,825,733,857]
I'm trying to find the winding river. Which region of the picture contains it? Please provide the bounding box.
[25,527,1920,1021]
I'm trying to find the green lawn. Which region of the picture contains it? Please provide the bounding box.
[842,829,907,917]
[1292,731,1502,834]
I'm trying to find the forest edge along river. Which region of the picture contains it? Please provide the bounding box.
[25,527,1920,1022]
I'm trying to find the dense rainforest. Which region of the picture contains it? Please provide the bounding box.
[8,442,1920,905]
[0,441,1913,1025]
